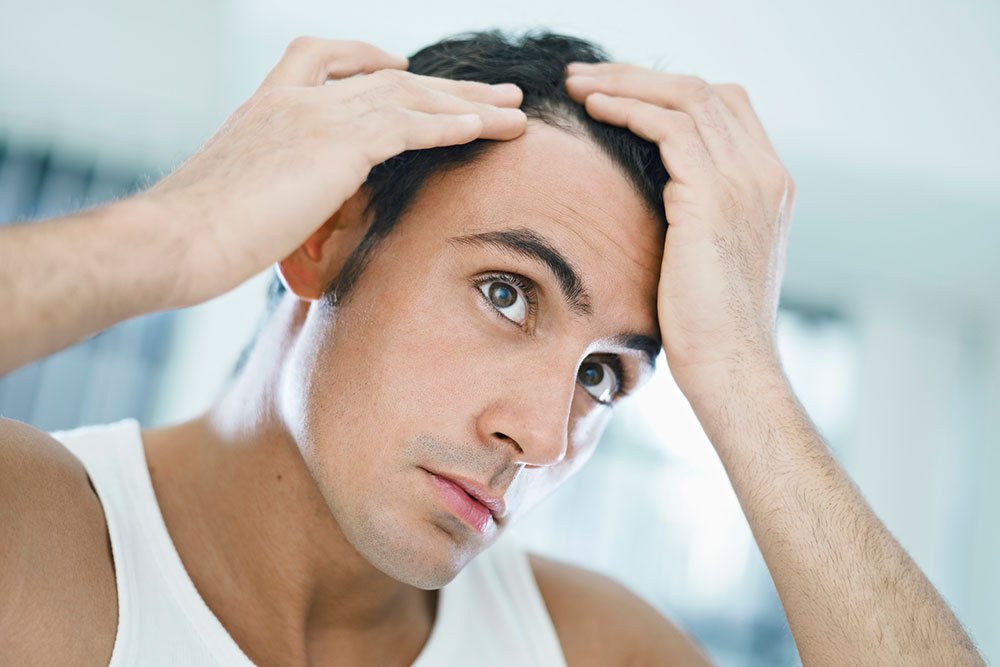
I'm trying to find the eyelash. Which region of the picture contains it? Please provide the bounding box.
[594,355,631,405]
[473,271,539,327]
[472,271,633,405]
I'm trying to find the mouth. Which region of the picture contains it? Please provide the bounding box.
[421,468,508,534]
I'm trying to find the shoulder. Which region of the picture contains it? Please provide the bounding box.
[0,418,118,663]
[528,552,712,667]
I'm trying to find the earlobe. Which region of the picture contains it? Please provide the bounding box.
[276,251,325,301]
[275,189,372,302]
[276,213,339,301]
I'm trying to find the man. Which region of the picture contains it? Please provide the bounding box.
[0,30,983,666]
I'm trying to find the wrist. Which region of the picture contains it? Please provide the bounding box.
[671,336,781,393]
[674,348,790,421]
[101,195,192,312]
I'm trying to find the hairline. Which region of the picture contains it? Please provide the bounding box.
[327,118,662,309]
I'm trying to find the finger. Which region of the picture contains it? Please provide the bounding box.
[330,69,523,109]
[317,79,527,139]
[398,112,485,151]
[581,92,716,186]
[360,110,512,166]
[711,83,779,158]
[261,37,409,88]
[406,73,524,108]
[394,87,527,140]
[567,63,776,156]
[566,61,641,76]
[566,71,755,164]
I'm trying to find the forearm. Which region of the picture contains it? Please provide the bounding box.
[687,360,983,665]
[0,198,184,375]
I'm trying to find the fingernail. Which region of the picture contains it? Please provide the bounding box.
[566,61,595,73]
[490,82,522,95]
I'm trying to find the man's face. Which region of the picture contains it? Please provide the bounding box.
[280,121,664,588]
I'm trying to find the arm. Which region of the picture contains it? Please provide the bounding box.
[690,356,982,665]
[565,64,983,664]
[0,199,178,375]
[0,37,526,377]
[0,419,118,663]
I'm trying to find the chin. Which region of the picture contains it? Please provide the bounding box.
[344,503,490,589]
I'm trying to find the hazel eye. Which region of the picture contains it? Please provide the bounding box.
[578,360,619,404]
[479,279,527,325]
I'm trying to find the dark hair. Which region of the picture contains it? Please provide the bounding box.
[264,28,668,313]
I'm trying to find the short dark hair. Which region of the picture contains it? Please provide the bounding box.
[264,28,668,313]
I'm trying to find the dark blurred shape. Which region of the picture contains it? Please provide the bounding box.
[0,138,176,430]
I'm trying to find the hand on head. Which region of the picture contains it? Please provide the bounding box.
[138,36,527,309]
[565,63,795,398]
[142,33,796,405]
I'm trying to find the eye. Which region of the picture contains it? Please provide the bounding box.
[477,275,531,325]
[577,359,622,405]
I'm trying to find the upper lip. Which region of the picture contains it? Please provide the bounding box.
[426,469,509,521]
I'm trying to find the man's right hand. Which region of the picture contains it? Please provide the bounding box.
[0,36,526,376]
[138,36,527,309]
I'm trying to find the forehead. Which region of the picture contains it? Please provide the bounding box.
[442,121,660,257]
[399,120,664,326]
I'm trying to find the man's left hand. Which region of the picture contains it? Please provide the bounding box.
[565,63,795,404]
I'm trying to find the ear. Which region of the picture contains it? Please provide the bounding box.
[276,190,371,301]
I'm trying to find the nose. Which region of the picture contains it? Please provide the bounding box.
[475,355,577,468]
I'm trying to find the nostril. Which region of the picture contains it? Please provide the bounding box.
[493,432,523,453]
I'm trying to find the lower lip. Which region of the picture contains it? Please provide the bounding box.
[427,472,494,533]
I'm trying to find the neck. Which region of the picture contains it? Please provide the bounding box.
[142,298,437,664]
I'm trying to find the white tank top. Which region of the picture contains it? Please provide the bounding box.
[51,419,567,667]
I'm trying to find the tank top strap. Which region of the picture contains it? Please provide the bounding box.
[52,419,254,666]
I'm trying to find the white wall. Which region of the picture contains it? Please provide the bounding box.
[968,318,1000,659]
[842,293,996,652]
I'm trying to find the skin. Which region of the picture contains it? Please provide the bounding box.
[136,119,685,665]
[0,38,527,373]
[0,37,983,666]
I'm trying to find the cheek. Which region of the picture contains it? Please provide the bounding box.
[565,402,612,468]
[320,275,492,440]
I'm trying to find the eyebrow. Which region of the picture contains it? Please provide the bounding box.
[449,228,661,369]
[449,228,593,317]
[611,333,661,370]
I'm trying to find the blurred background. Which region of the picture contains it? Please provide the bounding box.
[1,0,997,663]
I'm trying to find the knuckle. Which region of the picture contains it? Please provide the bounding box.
[762,161,791,196]
[285,35,318,53]
[676,111,699,134]
[341,39,375,53]
[715,83,750,101]
[683,76,714,102]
